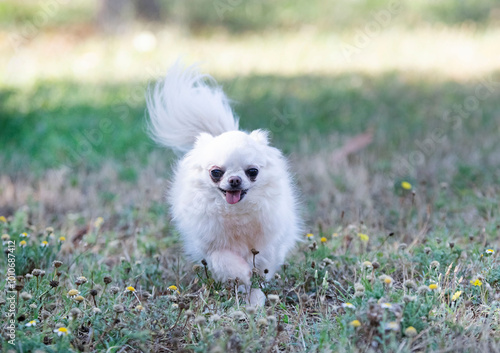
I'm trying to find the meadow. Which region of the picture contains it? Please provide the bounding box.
[1,1,500,352]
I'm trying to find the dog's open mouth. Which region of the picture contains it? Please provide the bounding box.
[219,188,248,204]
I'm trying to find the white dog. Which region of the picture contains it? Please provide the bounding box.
[147,62,301,305]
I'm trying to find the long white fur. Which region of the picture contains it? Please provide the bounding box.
[146,61,239,153]
[147,62,301,305]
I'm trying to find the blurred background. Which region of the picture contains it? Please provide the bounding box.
[1,0,499,243]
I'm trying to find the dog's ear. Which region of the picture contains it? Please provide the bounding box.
[194,133,214,148]
[250,129,269,145]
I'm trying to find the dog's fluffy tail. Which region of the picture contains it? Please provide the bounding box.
[146,62,239,153]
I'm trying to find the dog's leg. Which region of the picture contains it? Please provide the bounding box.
[208,250,266,306]
[237,285,266,306]
[247,287,266,306]
[208,249,252,284]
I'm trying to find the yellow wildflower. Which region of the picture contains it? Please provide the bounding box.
[362,261,373,269]
[41,241,49,247]
[58,236,66,242]
[67,289,80,298]
[94,217,104,228]
[320,237,327,243]
[379,275,394,285]
[20,232,29,238]
[357,233,369,242]
[404,326,417,337]
[485,249,495,255]
[2,234,10,241]
[470,279,482,287]
[451,290,462,301]
[401,181,412,190]
[125,286,136,292]
[349,320,361,327]
[428,283,438,290]
[306,233,314,238]
[341,303,356,309]
[25,320,37,327]
[0,216,6,223]
[54,327,70,336]
[19,240,27,247]
[74,295,85,302]
[381,303,392,309]
[168,285,180,294]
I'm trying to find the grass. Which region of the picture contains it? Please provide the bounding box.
[1,209,499,352]
[1,1,500,352]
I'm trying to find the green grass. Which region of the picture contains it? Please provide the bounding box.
[2,73,499,226]
[1,2,500,351]
[2,72,499,171]
[0,0,93,29]
[0,208,498,352]
[1,71,499,352]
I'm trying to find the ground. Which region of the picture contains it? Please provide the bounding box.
[0,1,499,352]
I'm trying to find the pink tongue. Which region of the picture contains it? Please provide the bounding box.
[226,190,242,204]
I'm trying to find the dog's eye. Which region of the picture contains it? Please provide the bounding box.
[210,169,224,180]
[246,168,259,179]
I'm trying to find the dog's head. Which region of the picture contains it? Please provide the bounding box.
[187,129,282,205]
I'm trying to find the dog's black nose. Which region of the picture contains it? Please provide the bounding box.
[228,176,242,188]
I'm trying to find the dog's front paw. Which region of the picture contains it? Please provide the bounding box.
[208,250,252,284]
[247,288,266,307]
[237,285,266,306]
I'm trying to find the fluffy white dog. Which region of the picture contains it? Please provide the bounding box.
[147,62,301,305]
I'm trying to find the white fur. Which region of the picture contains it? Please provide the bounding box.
[146,61,239,153]
[147,63,301,305]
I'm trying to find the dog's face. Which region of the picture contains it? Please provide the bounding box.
[188,129,280,205]
[209,163,258,204]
